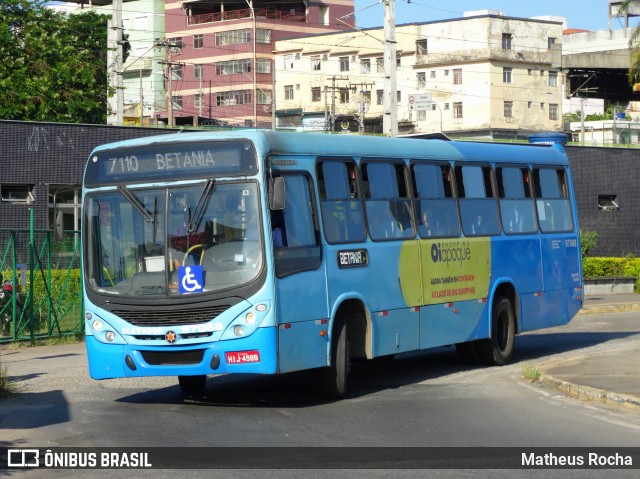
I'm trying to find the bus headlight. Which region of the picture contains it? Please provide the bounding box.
[245,312,256,325]
[105,331,116,342]
[233,325,245,337]
[92,320,104,332]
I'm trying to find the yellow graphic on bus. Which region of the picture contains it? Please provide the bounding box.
[399,238,491,307]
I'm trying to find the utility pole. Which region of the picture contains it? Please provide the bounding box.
[326,76,349,131]
[244,0,258,127]
[383,0,398,137]
[156,38,183,128]
[107,0,124,125]
[350,82,375,134]
[139,69,144,125]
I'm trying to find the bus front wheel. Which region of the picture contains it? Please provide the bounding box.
[475,296,515,366]
[321,318,349,399]
[178,375,207,395]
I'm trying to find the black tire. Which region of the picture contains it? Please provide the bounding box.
[475,296,516,366]
[178,375,207,395]
[321,318,349,399]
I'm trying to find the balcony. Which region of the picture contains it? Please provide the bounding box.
[186,1,308,26]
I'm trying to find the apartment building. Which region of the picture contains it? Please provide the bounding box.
[162,0,355,127]
[274,10,565,138]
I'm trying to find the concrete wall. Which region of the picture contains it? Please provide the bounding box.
[0,121,176,230]
[566,145,640,256]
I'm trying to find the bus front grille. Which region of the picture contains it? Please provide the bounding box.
[141,349,205,366]
[113,305,230,327]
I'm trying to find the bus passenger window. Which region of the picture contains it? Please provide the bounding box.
[412,163,459,238]
[456,165,500,237]
[534,168,574,233]
[317,160,366,244]
[497,167,536,235]
[362,161,415,241]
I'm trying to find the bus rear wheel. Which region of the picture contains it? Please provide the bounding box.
[178,375,207,395]
[475,296,516,366]
[321,318,349,399]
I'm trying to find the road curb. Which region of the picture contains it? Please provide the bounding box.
[579,304,640,315]
[540,374,640,412]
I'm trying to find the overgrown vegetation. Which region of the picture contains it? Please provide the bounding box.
[0,354,15,398]
[580,229,599,258]
[521,363,541,382]
[0,268,82,340]
[564,103,630,123]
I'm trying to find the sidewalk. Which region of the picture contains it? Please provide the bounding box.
[581,293,640,315]
[539,293,640,411]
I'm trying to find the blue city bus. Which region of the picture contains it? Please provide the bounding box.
[77,131,582,398]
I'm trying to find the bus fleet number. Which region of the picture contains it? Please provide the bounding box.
[109,156,139,173]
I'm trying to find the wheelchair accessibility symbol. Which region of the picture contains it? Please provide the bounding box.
[178,265,204,294]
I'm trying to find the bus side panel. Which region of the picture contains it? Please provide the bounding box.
[276,271,329,373]
[541,234,581,291]
[372,309,420,357]
[277,320,330,373]
[519,292,547,331]
[490,237,544,297]
[539,233,582,328]
[489,236,544,332]
[419,300,477,349]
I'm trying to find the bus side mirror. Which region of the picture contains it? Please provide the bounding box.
[269,177,286,211]
[54,210,64,242]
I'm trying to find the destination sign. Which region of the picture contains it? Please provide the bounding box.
[84,139,258,186]
[337,249,369,269]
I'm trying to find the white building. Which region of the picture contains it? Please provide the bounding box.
[48,0,166,125]
[274,10,565,138]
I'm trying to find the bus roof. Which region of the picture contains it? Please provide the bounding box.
[88,130,568,166]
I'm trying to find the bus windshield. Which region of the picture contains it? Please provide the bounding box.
[85,181,263,298]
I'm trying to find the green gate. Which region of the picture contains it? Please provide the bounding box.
[0,210,83,343]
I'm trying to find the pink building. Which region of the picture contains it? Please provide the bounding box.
[163,0,355,127]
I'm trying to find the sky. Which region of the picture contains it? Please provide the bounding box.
[353,0,636,31]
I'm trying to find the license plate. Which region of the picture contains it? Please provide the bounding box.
[225,350,261,364]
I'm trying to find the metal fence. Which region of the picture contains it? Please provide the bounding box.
[0,211,82,343]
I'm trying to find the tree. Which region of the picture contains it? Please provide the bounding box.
[620,1,640,84]
[0,0,110,123]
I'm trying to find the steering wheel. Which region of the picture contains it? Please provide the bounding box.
[182,243,207,266]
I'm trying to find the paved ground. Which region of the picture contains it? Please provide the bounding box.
[539,293,640,410]
[2,293,640,413]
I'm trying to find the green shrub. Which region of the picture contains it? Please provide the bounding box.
[1,269,82,336]
[582,257,626,277]
[623,258,640,294]
[580,229,599,257]
[583,257,640,293]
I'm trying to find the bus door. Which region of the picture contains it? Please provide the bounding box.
[272,174,328,373]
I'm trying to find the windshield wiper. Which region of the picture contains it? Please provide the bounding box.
[187,179,215,234]
[117,185,155,224]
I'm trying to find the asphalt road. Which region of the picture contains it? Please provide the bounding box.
[2,311,640,479]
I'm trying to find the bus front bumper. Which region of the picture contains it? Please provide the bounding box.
[86,326,277,379]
